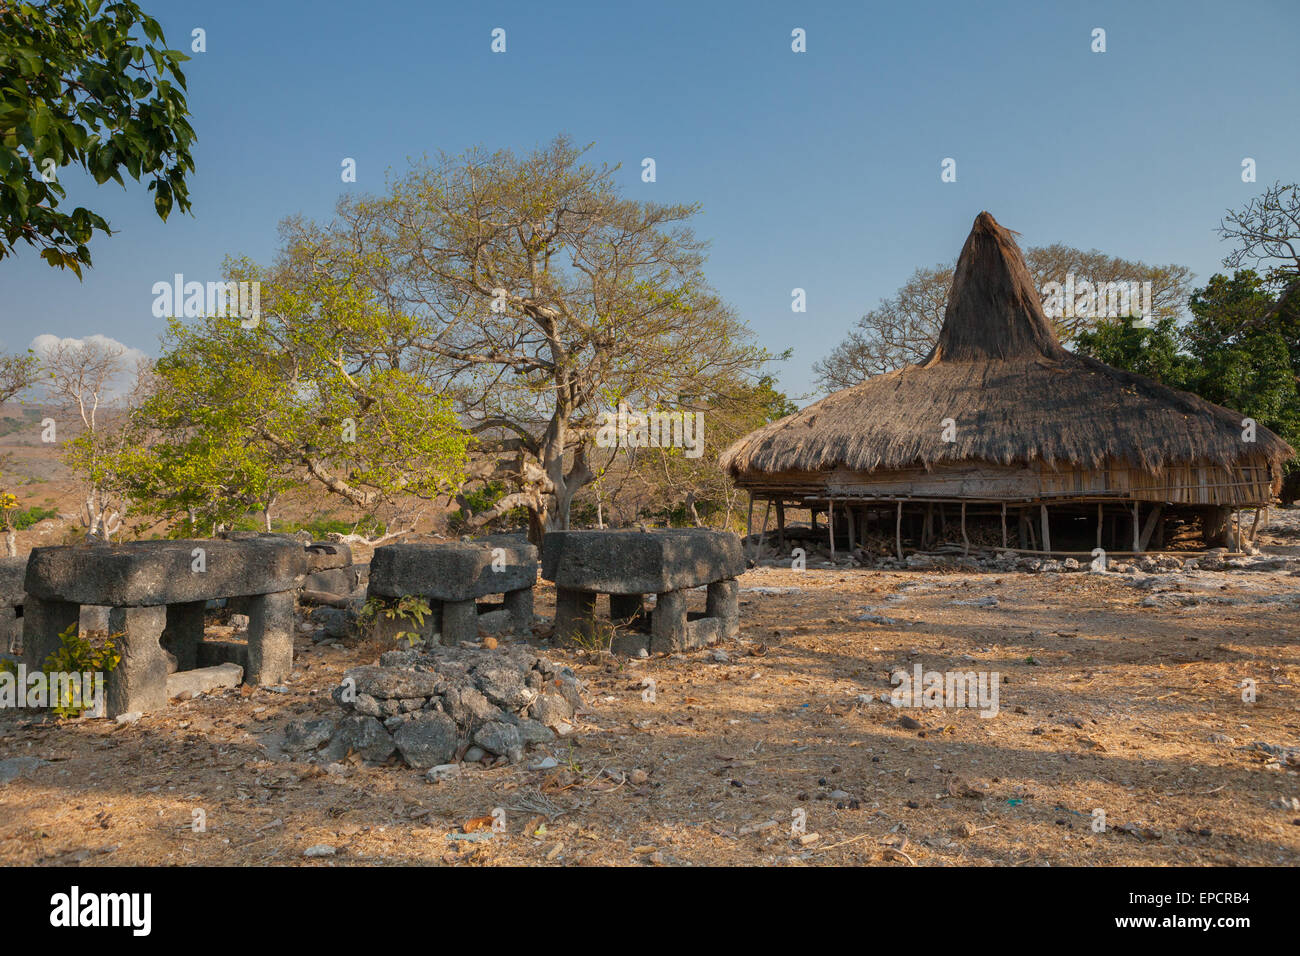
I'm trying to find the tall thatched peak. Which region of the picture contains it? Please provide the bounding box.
[924,211,1066,365]
[719,212,1296,480]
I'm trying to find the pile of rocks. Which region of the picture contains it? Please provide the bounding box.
[286,644,584,772]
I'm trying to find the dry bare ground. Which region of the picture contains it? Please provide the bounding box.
[1,523,1298,867]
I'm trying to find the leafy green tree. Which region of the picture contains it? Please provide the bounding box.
[0,0,195,274]
[1182,270,1300,454]
[309,135,772,540]
[1072,315,1192,386]
[0,350,38,403]
[0,349,38,554]
[583,373,798,531]
[121,255,471,535]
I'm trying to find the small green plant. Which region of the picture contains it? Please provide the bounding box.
[0,623,121,718]
[564,616,619,654]
[360,594,433,646]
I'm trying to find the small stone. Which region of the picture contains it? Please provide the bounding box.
[283,718,335,751]
[515,717,556,745]
[464,745,487,763]
[474,720,524,762]
[531,690,574,728]
[303,844,336,858]
[328,715,396,763]
[473,663,535,710]
[629,768,649,786]
[482,636,498,650]
[426,763,461,782]
[392,712,459,769]
[529,756,559,771]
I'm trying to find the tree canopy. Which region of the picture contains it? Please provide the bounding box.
[0,0,195,275]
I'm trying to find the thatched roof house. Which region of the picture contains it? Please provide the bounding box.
[722,212,1294,555]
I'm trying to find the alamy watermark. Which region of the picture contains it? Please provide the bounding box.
[595,402,704,458]
[0,665,105,714]
[1041,273,1154,328]
[151,273,261,327]
[890,663,1000,718]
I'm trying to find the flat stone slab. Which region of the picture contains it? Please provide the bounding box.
[542,529,745,595]
[0,557,26,606]
[167,662,244,699]
[24,539,307,606]
[369,536,537,602]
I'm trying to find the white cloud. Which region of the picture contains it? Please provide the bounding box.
[27,333,150,402]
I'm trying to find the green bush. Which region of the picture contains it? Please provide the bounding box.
[11,505,58,530]
[0,623,120,718]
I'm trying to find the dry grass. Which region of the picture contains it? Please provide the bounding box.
[2,547,1298,866]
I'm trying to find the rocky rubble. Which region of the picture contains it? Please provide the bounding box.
[285,644,584,772]
[755,545,1300,575]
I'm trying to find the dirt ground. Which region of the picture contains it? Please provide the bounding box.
[2,528,1299,867]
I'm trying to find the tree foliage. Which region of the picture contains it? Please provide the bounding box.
[121,255,471,533]
[299,135,773,539]
[0,0,195,274]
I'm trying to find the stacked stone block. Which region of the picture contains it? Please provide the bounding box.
[541,529,744,656]
[22,538,306,716]
[367,536,538,647]
[0,556,26,655]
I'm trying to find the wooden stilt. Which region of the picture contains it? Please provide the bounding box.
[846,505,856,553]
[895,500,903,561]
[1040,504,1051,554]
[1138,504,1163,552]
[745,495,755,560]
[1248,507,1263,546]
[1001,502,1007,548]
[960,501,969,555]
[1096,503,1103,550]
[1131,502,1140,553]
[776,501,786,551]
[759,499,771,558]
[827,501,836,559]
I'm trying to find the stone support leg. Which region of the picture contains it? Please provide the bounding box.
[245,591,295,685]
[106,605,169,716]
[649,589,689,655]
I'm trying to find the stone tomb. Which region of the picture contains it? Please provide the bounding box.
[541,529,744,655]
[23,538,306,716]
[367,536,538,647]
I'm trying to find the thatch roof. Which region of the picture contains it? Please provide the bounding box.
[722,212,1294,477]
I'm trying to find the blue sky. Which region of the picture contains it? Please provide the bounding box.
[2,0,1298,400]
